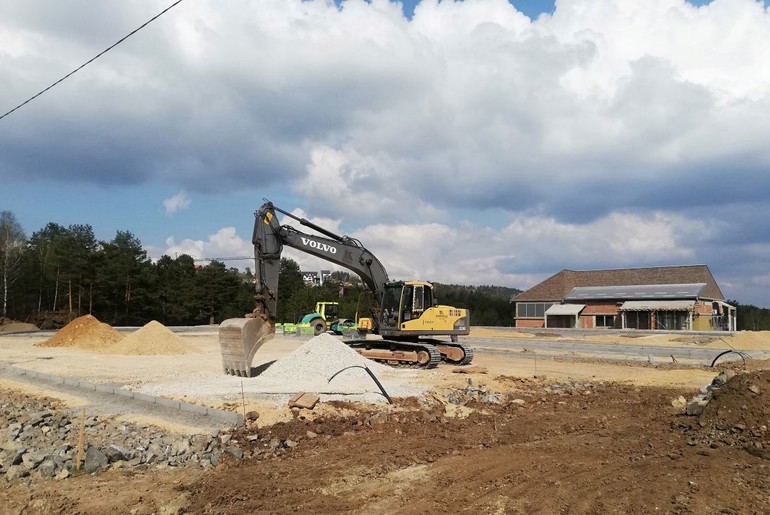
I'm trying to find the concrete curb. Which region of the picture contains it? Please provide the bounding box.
[0,362,243,427]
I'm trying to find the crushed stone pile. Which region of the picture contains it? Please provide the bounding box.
[37,314,124,350]
[106,320,191,355]
[135,333,429,404]
[257,333,391,392]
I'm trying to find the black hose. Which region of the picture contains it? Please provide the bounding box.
[328,365,392,404]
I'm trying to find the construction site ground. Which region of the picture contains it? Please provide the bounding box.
[2,323,770,514]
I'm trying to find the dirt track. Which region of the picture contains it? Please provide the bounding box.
[2,326,770,513]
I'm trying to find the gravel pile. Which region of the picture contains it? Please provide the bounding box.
[136,333,430,404]
[258,333,389,391]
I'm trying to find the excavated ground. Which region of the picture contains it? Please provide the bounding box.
[2,320,770,514]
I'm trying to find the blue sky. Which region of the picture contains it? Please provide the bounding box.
[3,0,770,307]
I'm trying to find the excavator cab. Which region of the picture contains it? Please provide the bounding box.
[379,281,435,327]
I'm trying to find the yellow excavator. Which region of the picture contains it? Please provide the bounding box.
[219,200,473,376]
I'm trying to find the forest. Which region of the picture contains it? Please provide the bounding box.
[0,212,519,329]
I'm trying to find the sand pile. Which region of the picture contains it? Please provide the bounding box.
[106,320,191,355]
[0,318,38,334]
[727,331,770,350]
[37,314,124,350]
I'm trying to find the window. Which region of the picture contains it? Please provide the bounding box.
[595,315,615,328]
[413,285,425,313]
[516,302,553,318]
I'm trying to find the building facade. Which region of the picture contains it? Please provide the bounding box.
[513,265,736,331]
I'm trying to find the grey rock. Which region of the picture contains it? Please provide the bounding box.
[0,440,22,453]
[84,446,108,473]
[5,465,29,481]
[27,412,52,427]
[11,449,27,466]
[104,444,129,462]
[225,447,243,460]
[21,451,47,470]
[38,459,56,478]
[172,438,191,456]
[7,423,22,440]
[686,400,709,416]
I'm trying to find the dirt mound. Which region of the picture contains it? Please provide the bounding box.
[37,314,124,350]
[696,369,770,452]
[0,318,38,334]
[728,330,770,349]
[106,320,191,355]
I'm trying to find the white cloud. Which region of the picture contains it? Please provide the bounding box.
[161,227,251,263]
[5,0,770,305]
[163,191,191,214]
[171,208,709,293]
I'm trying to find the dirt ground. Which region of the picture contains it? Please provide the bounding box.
[3,325,770,514]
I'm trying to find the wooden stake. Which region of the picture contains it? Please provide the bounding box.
[75,409,86,471]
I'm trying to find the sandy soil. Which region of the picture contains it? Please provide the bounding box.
[471,326,770,350]
[2,326,770,513]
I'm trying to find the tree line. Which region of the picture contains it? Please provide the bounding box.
[0,212,254,328]
[3,210,769,330]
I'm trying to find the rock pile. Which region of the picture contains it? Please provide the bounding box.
[0,391,268,483]
[37,315,124,350]
[690,369,770,456]
[680,369,736,416]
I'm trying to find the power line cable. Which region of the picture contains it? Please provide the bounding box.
[0,0,186,122]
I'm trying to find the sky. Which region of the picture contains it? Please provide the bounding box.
[3,0,770,307]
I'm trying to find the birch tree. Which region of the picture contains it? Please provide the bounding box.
[0,211,26,318]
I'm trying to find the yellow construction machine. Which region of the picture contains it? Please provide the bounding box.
[219,201,473,376]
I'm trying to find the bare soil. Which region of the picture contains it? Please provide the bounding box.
[2,325,770,513]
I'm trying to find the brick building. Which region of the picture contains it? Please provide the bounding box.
[513,265,735,331]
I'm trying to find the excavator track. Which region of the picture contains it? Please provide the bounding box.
[345,339,442,369]
[424,339,474,366]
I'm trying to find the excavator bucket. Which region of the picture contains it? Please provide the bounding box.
[219,317,275,377]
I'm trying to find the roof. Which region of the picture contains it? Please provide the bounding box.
[618,300,695,311]
[545,304,585,316]
[513,265,724,302]
[564,283,707,301]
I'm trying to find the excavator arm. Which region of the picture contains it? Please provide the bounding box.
[219,201,390,376]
